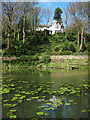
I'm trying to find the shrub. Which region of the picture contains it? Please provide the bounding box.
[59,51,72,55]
[51,51,72,55]
[50,51,59,55]
[19,55,39,61]
[40,55,51,64]
[17,55,39,65]
[69,43,76,52]
[83,50,88,55]
[61,44,69,51]
[54,46,60,52]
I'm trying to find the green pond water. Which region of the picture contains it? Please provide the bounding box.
[1,69,90,119]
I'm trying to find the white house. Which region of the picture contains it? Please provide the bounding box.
[36,20,63,34]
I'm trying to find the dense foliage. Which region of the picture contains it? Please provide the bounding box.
[2,31,89,57]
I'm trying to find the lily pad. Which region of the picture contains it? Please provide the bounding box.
[44,108,51,111]
[37,88,42,91]
[88,110,90,112]
[2,88,10,94]
[65,103,71,106]
[50,107,55,110]
[75,88,80,90]
[31,81,35,83]
[10,84,15,87]
[36,112,44,116]
[27,98,32,101]
[31,96,39,99]
[83,80,85,81]
[38,106,46,109]
[70,90,76,94]
[18,87,23,89]
[83,84,89,87]
[55,100,63,105]
[76,91,80,93]
[19,95,26,99]
[10,88,15,90]
[60,92,65,95]
[7,112,13,116]
[53,104,57,108]
[25,92,31,95]
[76,94,80,96]
[68,100,73,103]
[9,115,17,119]
[11,97,18,101]
[46,85,50,88]
[30,91,35,95]
[20,91,26,94]
[3,100,8,103]
[19,81,22,82]
[42,91,47,93]
[74,102,77,104]
[3,103,12,108]
[35,91,38,94]
[18,100,23,103]
[46,102,52,105]
[12,103,17,107]
[10,109,16,112]
[15,94,21,97]
[85,93,88,95]
[44,113,50,116]
[81,110,87,112]
[39,96,45,99]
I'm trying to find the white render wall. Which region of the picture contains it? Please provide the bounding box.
[36,20,63,34]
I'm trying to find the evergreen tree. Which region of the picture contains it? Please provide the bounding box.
[53,7,63,24]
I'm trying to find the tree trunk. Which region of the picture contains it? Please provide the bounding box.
[23,14,25,44]
[8,29,10,49]
[14,25,15,40]
[84,37,86,45]
[77,31,79,47]
[33,14,34,32]
[17,25,19,42]
[79,16,84,52]
[77,30,79,52]
[79,29,83,52]
[7,19,10,49]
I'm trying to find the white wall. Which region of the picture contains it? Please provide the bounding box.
[36,20,63,34]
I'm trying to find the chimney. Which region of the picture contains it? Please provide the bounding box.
[50,20,51,25]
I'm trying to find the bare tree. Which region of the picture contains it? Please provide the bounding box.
[20,2,38,44]
[63,8,69,32]
[2,2,14,49]
[66,2,88,52]
[43,8,52,25]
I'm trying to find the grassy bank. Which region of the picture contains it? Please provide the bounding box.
[39,58,88,70]
[2,55,88,70]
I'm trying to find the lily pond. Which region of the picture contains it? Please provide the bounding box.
[1,69,90,119]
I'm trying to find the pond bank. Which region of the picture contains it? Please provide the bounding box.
[50,55,88,60]
[2,55,88,61]
[2,55,88,70]
[38,56,88,70]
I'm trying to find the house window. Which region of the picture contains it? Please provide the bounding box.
[49,31,52,34]
[55,24,59,28]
